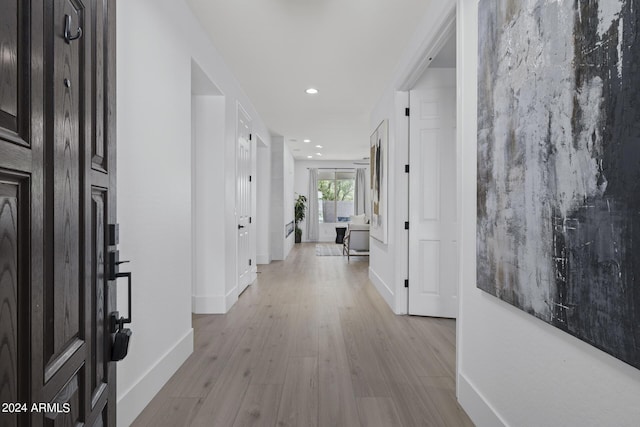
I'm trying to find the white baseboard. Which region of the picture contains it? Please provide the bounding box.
[117,328,193,427]
[458,372,507,427]
[192,294,226,314]
[192,286,240,314]
[256,254,271,264]
[225,286,238,310]
[368,267,396,312]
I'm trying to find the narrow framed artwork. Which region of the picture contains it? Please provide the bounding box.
[370,119,388,243]
[477,0,640,368]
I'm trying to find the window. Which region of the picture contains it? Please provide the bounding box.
[318,170,355,223]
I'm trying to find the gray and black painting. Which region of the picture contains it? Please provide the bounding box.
[477,0,640,369]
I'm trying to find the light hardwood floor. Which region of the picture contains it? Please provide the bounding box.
[132,243,473,427]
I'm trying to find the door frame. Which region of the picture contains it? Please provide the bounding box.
[399,7,457,316]
[407,78,458,318]
[236,102,253,296]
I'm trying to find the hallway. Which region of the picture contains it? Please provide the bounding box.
[132,244,472,426]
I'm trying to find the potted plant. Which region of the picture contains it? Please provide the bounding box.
[294,194,307,243]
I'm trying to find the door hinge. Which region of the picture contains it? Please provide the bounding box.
[249,259,252,266]
[249,133,252,141]
[249,175,252,182]
[249,217,252,224]
[404,221,409,230]
[405,164,409,173]
[405,107,410,117]
[405,279,409,288]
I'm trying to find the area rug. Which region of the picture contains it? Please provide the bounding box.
[315,244,343,256]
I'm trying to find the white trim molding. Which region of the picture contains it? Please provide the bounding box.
[396,3,456,91]
[369,267,396,313]
[458,372,507,427]
[117,328,194,426]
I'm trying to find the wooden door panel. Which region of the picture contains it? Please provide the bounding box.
[0,0,29,146]
[0,178,24,427]
[45,370,82,427]
[0,174,29,427]
[90,189,108,404]
[1,1,117,424]
[45,0,86,374]
[0,0,19,126]
[91,0,107,171]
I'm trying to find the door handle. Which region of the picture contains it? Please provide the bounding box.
[64,14,83,43]
[238,224,245,229]
[110,271,133,361]
[106,225,132,361]
[108,250,130,280]
[110,272,132,332]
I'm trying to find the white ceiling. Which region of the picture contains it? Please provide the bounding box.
[186,0,435,160]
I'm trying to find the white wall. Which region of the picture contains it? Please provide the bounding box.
[283,147,295,257]
[270,137,285,259]
[293,160,370,243]
[256,139,271,264]
[116,0,271,425]
[270,136,295,260]
[369,92,410,313]
[191,95,227,313]
[456,1,640,426]
[368,0,456,315]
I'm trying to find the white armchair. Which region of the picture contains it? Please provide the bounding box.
[342,223,370,262]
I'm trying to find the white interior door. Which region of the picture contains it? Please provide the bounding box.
[237,107,252,294]
[408,71,457,317]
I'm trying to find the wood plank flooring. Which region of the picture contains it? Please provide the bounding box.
[132,243,473,427]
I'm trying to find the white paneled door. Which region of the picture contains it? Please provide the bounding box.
[237,106,253,294]
[408,71,458,317]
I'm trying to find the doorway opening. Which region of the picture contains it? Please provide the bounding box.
[406,23,458,318]
[236,104,254,295]
[190,59,226,314]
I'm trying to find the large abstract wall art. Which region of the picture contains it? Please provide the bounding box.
[477,0,640,369]
[371,119,388,243]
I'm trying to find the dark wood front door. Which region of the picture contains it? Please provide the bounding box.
[0,1,117,425]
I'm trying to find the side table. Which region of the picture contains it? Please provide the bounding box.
[335,226,347,244]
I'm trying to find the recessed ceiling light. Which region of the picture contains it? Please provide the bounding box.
[307,155,313,159]
[289,138,297,142]
[305,88,318,95]
[315,145,323,148]
[303,139,311,143]
[316,153,322,156]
